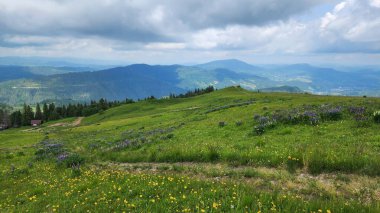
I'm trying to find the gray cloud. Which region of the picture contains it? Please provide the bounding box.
[0,0,326,43]
[0,0,379,65]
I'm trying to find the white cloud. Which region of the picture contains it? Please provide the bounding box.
[145,42,186,50]
[0,0,379,64]
[370,0,380,7]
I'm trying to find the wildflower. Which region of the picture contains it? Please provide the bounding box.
[213,202,219,209]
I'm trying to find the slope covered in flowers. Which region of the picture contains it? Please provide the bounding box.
[1,87,380,212]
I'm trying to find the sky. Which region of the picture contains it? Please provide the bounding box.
[0,0,380,65]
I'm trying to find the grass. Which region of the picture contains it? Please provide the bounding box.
[1,86,380,212]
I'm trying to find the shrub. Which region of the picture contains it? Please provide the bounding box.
[349,107,371,127]
[71,167,81,178]
[302,111,319,125]
[63,153,85,168]
[35,140,65,160]
[254,125,265,135]
[242,169,259,178]
[286,155,303,173]
[321,106,343,121]
[218,121,226,127]
[374,111,380,123]
[166,133,174,139]
[207,145,220,161]
[287,112,303,124]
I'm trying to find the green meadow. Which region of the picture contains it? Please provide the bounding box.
[1,87,380,212]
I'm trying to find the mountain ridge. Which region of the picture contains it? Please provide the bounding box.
[1,59,380,106]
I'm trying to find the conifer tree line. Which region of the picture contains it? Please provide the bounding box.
[0,98,134,129]
[0,86,215,130]
[169,86,215,99]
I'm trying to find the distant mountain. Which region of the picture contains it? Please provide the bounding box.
[0,66,39,82]
[0,64,186,105]
[0,63,275,105]
[197,59,261,73]
[259,86,303,93]
[0,56,123,67]
[256,64,380,95]
[0,65,99,81]
[1,59,380,106]
[176,66,273,90]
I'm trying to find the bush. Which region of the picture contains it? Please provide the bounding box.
[286,155,303,173]
[374,111,380,123]
[302,111,319,125]
[63,153,85,168]
[254,125,265,135]
[321,106,343,121]
[207,145,220,162]
[35,140,65,160]
[218,121,226,127]
[71,167,81,178]
[349,106,370,127]
[242,169,259,178]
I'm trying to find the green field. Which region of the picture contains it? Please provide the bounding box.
[1,87,380,212]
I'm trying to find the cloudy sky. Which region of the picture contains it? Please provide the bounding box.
[0,0,380,65]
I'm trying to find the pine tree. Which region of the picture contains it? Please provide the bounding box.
[62,105,67,118]
[0,109,3,125]
[35,103,43,120]
[11,111,22,127]
[22,104,34,126]
[48,103,55,115]
[43,103,49,121]
[49,110,60,121]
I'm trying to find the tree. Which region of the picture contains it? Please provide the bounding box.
[35,103,43,120]
[49,110,60,121]
[99,98,108,111]
[10,111,22,127]
[22,104,34,126]
[0,109,4,124]
[43,103,49,121]
[48,103,55,114]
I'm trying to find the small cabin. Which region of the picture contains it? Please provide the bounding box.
[31,120,42,127]
[0,123,8,131]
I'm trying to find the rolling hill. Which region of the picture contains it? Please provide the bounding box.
[1,87,380,212]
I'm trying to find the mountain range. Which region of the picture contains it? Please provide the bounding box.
[0,59,380,106]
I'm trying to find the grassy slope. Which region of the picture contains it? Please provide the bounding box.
[1,87,380,212]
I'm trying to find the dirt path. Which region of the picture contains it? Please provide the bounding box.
[103,162,380,202]
[72,117,84,126]
[48,117,84,127]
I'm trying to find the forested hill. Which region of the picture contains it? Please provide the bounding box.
[0,62,271,105]
[1,59,380,106]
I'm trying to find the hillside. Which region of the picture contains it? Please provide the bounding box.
[1,87,380,212]
[259,85,303,93]
[0,63,275,105]
[0,66,39,82]
[1,60,380,105]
